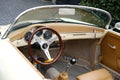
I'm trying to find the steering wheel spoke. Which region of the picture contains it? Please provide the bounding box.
[34,35,43,46]
[44,49,52,60]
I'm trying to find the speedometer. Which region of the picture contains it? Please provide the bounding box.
[43,30,52,40]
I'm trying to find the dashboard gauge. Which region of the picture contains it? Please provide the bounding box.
[24,31,32,41]
[36,30,43,37]
[43,30,52,40]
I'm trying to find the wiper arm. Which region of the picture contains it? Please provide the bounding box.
[11,22,33,31]
[42,18,97,26]
[11,17,97,32]
[44,18,64,22]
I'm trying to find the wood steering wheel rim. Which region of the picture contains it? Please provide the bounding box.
[28,26,64,65]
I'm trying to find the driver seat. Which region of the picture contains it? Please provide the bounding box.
[76,68,114,80]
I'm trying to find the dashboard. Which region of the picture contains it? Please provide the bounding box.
[8,23,106,47]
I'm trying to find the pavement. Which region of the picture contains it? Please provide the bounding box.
[0,0,53,25]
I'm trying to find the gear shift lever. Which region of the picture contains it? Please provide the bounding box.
[64,58,77,72]
[55,58,77,80]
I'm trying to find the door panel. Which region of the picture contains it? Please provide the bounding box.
[101,31,120,73]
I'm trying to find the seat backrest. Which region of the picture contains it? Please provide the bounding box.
[76,68,114,80]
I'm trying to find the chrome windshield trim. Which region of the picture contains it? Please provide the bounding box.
[1,5,112,39]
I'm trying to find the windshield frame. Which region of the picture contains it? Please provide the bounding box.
[1,5,112,39]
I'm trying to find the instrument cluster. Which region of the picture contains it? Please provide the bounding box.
[24,27,53,42]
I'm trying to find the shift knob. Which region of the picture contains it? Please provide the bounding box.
[70,58,76,65]
[64,58,77,72]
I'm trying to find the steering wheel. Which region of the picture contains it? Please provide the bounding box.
[28,26,64,65]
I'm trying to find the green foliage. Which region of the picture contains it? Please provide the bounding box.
[80,0,120,26]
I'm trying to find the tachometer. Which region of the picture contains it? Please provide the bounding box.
[43,30,52,40]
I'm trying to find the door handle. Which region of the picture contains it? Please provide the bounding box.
[107,43,116,49]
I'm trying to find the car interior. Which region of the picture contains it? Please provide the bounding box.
[6,22,120,80]
[1,5,120,80]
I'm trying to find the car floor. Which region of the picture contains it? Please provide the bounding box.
[52,60,89,80]
[38,60,89,80]
[0,0,52,25]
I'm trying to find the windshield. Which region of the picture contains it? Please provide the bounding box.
[2,5,112,39]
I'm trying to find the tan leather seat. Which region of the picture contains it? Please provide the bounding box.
[76,68,114,80]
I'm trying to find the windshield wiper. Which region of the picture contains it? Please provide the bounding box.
[11,22,33,31]
[42,18,97,26]
[11,18,97,32]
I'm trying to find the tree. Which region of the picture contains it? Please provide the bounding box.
[80,0,120,27]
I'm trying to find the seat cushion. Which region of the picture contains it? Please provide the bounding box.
[76,68,113,80]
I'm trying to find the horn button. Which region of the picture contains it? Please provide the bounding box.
[42,43,48,49]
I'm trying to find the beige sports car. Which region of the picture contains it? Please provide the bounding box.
[0,5,119,80]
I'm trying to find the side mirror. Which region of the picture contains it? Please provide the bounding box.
[113,22,120,33]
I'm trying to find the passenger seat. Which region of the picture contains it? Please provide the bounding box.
[76,68,113,80]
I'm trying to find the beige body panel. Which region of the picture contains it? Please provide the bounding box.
[0,39,44,80]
